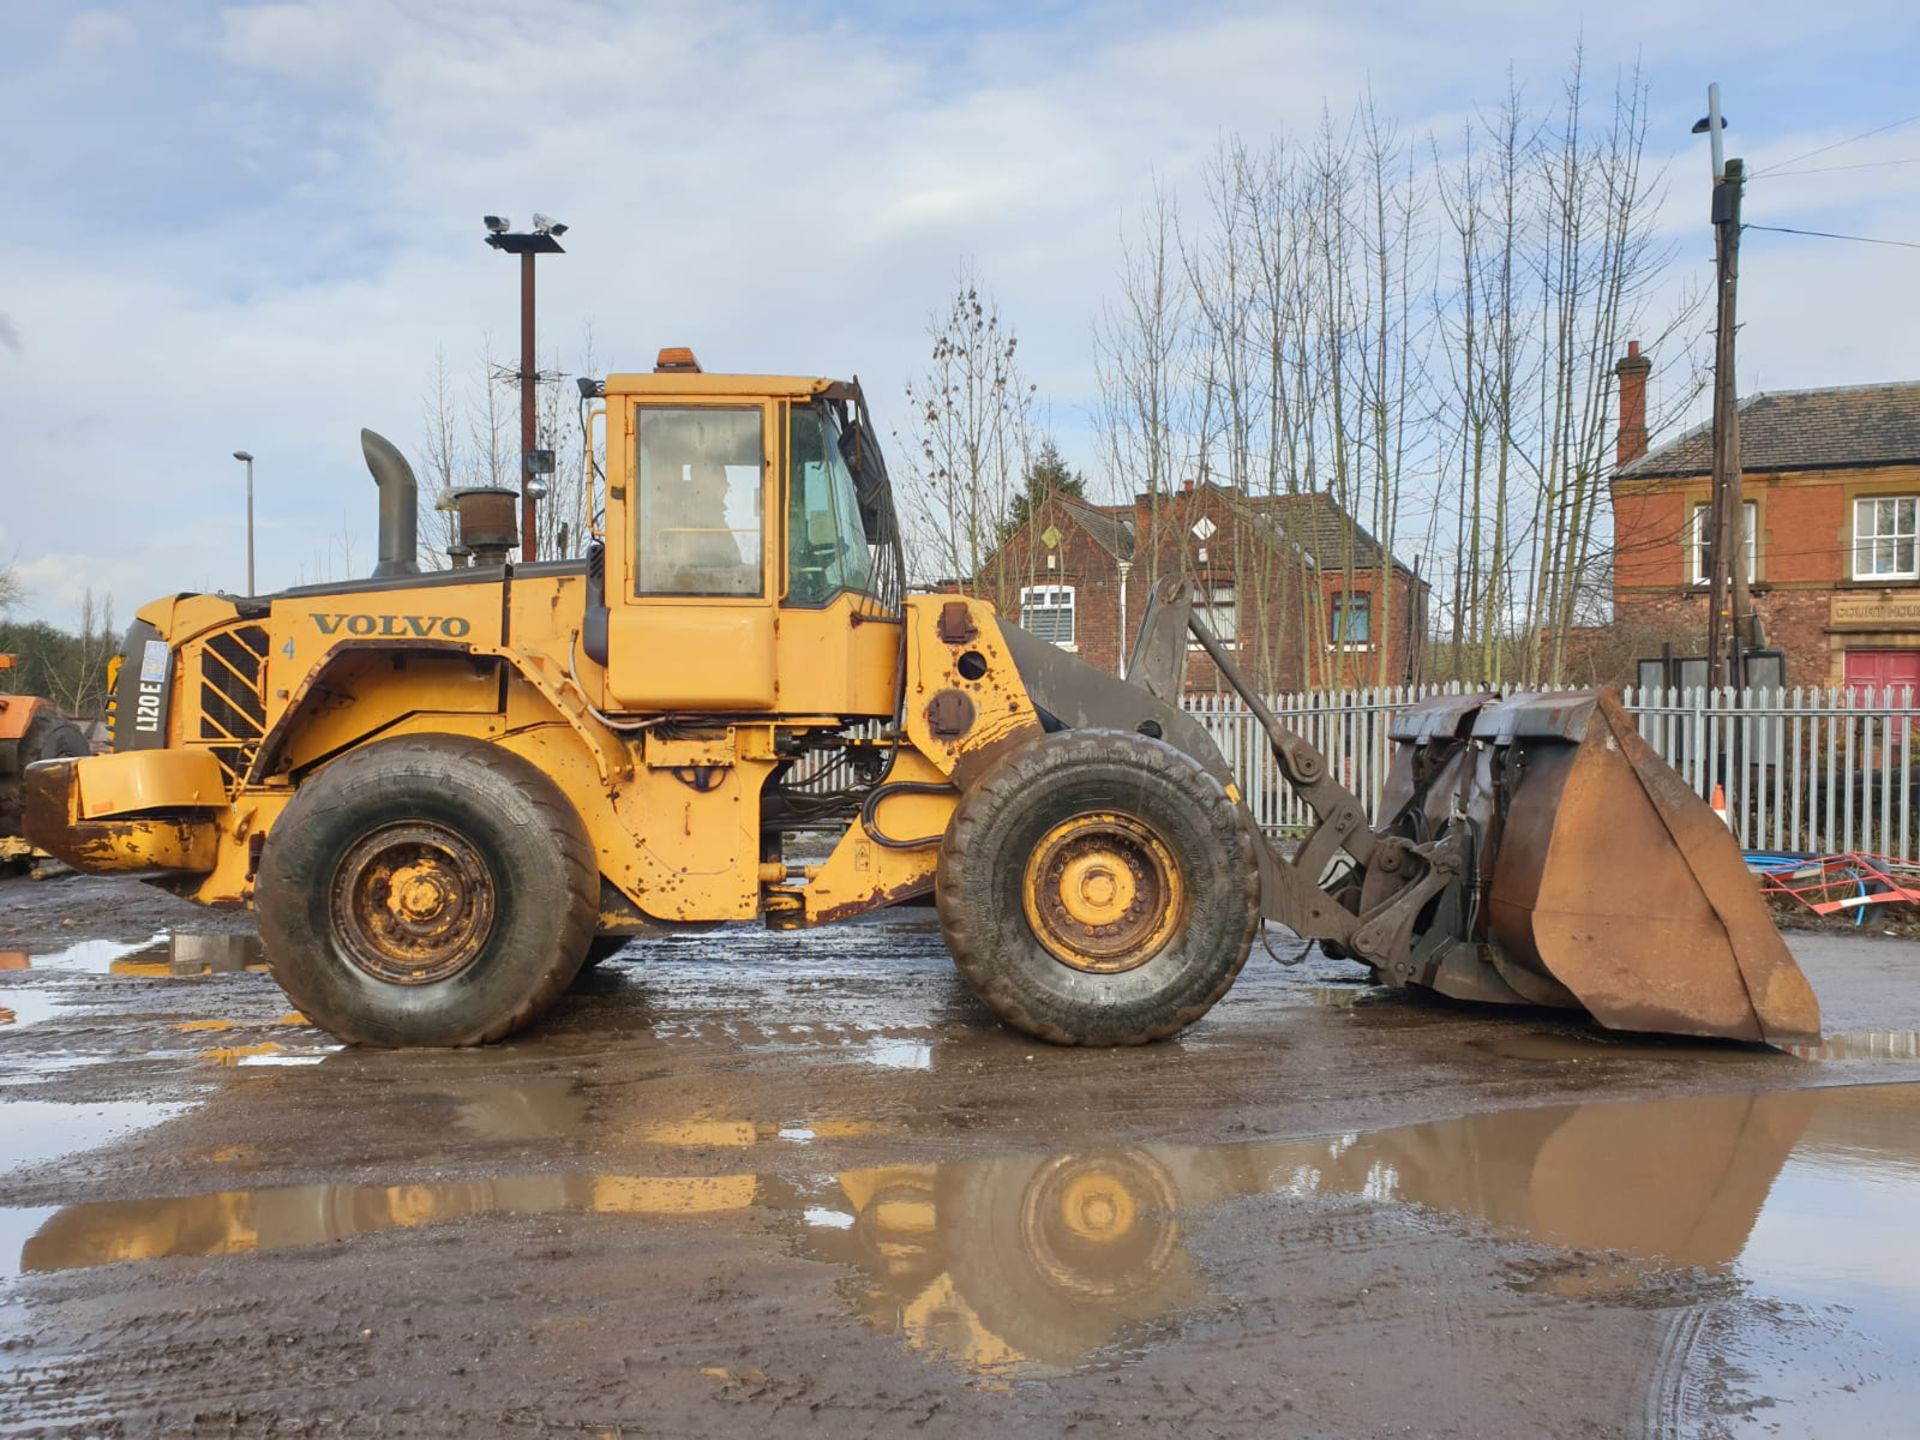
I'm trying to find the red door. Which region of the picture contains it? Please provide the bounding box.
[1844,649,1920,704]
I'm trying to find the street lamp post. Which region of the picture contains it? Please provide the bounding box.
[232,450,255,595]
[483,214,568,562]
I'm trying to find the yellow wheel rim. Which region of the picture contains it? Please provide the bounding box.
[1020,1152,1182,1301]
[1057,1171,1136,1243]
[1021,812,1185,974]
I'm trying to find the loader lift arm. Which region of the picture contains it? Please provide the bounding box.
[1128,577,1464,981]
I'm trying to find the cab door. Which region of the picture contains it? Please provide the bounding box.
[603,399,777,710]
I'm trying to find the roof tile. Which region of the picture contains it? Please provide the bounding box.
[1620,381,1920,479]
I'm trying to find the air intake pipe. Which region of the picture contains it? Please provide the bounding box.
[360,429,420,578]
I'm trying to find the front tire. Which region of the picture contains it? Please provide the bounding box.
[936,730,1259,1045]
[256,735,597,1047]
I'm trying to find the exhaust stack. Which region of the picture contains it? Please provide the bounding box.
[360,429,420,579]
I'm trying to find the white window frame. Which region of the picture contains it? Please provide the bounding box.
[1852,495,1920,581]
[1188,582,1237,649]
[1689,500,1757,586]
[1328,592,1373,651]
[1019,584,1076,650]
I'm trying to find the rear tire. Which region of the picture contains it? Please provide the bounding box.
[256,735,597,1047]
[19,709,89,768]
[936,729,1259,1045]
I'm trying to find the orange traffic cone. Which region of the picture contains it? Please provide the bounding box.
[1711,782,1731,829]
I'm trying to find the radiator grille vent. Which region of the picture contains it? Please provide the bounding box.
[198,626,268,786]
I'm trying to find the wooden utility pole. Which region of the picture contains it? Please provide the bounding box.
[1702,85,1747,688]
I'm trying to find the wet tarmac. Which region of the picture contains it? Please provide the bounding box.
[5,875,1920,1437]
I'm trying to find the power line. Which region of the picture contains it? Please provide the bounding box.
[1750,112,1920,177]
[1755,156,1920,180]
[1744,222,1920,252]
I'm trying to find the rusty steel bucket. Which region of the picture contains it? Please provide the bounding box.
[1383,690,1821,1047]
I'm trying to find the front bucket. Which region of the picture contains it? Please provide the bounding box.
[1474,691,1820,1046]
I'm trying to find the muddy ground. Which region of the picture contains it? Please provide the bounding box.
[3,876,1919,1438]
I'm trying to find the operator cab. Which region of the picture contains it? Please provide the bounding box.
[582,349,904,717]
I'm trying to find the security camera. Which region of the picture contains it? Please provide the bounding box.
[532,214,568,237]
[483,215,510,233]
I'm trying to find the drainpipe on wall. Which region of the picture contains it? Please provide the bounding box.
[1117,560,1132,676]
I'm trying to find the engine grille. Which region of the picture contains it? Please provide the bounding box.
[198,626,268,787]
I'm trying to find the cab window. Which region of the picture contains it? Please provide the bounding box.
[633,406,764,596]
[786,406,876,606]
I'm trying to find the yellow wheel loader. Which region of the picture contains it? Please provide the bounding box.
[24,354,1819,1048]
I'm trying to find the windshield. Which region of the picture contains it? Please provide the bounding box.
[787,406,877,606]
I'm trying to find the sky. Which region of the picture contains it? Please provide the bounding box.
[3,0,1919,625]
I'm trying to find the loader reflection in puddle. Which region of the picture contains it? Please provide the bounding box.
[20,1085,1888,1377]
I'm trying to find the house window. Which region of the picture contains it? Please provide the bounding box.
[1019,585,1075,648]
[1853,496,1920,581]
[1190,582,1236,648]
[1688,501,1757,585]
[1331,593,1371,647]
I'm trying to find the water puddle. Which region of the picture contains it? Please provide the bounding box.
[201,1041,338,1068]
[1472,1030,1776,1064]
[1476,1027,1920,1066]
[7,932,264,977]
[10,934,167,974]
[2,1099,191,1175]
[0,988,66,1031]
[864,1039,933,1070]
[1785,1030,1920,1061]
[8,1083,1920,1410]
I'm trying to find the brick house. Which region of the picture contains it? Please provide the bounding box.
[1611,344,1920,692]
[978,482,1428,693]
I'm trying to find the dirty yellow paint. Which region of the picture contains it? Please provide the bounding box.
[75,749,227,820]
[110,959,175,979]
[590,1175,758,1215]
[202,1042,282,1067]
[635,1120,762,1148]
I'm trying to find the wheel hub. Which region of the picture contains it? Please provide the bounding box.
[1021,1152,1181,1300]
[1022,812,1184,973]
[331,822,496,985]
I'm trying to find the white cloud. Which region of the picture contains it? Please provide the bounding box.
[1,0,1917,624]
[62,8,137,52]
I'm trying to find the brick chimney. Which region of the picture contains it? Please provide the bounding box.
[1615,340,1651,469]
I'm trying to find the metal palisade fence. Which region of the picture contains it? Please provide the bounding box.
[1181,684,1920,861]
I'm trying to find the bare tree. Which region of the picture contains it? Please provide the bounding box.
[896,267,1037,603]
[45,590,117,717]
[1092,46,1696,693]
[413,326,602,569]
[417,348,464,567]
[1095,185,1195,596]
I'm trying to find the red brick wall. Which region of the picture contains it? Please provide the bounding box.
[987,501,1128,675]
[988,485,1428,694]
[1610,466,1920,689]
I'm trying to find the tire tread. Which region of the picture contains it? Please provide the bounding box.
[936,729,1259,1046]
